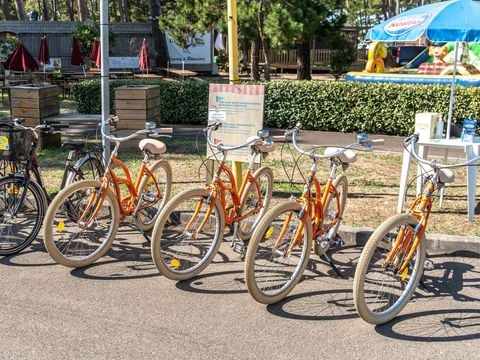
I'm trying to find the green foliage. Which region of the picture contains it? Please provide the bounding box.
[72,79,209,125]
[72,22,116,59]
[0,34,19,62]
[73,79,480,136]
[329,33,357,80]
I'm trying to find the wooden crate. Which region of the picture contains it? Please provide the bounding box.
[115,85,161,130]
[10,84,61,126]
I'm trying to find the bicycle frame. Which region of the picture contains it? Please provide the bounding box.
[384,181,434,275]
[275,158,343,254]
[187,149,264,236]
[81,153,162,225]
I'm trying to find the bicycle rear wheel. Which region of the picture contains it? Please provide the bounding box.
[151,188,225,281]
[237,166,274,241]
[135,159,172,231]
[314,174,348,256]
[0,176,47,255]
[353,214,426,325]
[43,180,120,268]
[244,201,312,304]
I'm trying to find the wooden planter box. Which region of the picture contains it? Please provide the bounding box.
[115,85,161,130]
[10,84,61,126]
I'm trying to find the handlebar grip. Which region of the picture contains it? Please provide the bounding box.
[404,133,419,145]
[52,123,70,129]
[370,139,384,145]
[157,127,173,134]
[272,135,287,142]
[206,121,222,131]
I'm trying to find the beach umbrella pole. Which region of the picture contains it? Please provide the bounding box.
[446,42,459,139]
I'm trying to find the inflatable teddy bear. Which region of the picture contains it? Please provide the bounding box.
[429,43,448,63]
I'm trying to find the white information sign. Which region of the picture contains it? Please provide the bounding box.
[207,84,265,163]
[166,31,212,65]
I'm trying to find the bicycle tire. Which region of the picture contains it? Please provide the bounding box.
[135,159,172,231]
[151,187,225,281]
[237,166,274,242]
[64,154,104,188]
[313,174,348,256]
[353,213,426,325]
[0,176,47,255]
[43,179,120,268]
[244,201,312,304]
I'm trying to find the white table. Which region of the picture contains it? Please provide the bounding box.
[397,138,480,221]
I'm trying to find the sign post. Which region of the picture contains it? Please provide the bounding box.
[227,0,242,184]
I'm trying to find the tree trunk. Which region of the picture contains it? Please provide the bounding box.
[51,0,58,20]
[150,0,169,68]
[122,0,130,21]
[250,37,261,81]
[258,0,270,81]
[1,0,11,20]
[77,0,88,21]
[296,41,311,80]
[66,0,74,20]
[14,0,27,20]
[41,0,50,20]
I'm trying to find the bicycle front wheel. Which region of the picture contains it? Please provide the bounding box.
[0,176,47,255]
[314,174,348,256]
[151,188,225,281]
[244,201,312,304]
[353,214,426,325]
[43,180,120,268]
[135,159,172,231]
[237,166,274,241]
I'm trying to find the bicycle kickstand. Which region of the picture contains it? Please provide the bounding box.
[321,252,346,279]
[231,222,247,259]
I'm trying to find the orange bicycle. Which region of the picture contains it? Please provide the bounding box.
[353,133,479,325]
[150,121,275,280]
[244,124,383,304]
[43,117,173,268]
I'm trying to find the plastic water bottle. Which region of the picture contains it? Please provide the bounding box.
[435,116,444,139]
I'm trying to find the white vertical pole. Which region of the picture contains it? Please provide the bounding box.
[100,0,110,162]
[446,41,459,140]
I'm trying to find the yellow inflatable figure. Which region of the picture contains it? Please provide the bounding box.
[428,44,448,63]
[365,42,387,73]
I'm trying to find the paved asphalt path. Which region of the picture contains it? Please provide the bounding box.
[1,227,479,359]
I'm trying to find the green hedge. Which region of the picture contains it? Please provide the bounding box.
[73,79,480,136]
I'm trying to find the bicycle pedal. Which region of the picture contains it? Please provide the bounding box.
[232,242,246,255]
[424,259,434,271]
[331,237,344,249]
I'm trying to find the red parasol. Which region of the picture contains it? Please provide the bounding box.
[4,43,38,72]
[90,39,99,67]
[38,36,50,66]
[71,36,84,66]
[95,43,101,67]
[138,38,151,73]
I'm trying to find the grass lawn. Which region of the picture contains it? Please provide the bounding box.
[1,96,479,237]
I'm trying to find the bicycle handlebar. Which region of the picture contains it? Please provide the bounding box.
[404,133,480,169]
[0,118,70,138]
[274,123,384,159]
[101,116,172,142]
[204,121,273,152]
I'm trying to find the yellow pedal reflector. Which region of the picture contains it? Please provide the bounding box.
[265,226,274,240]
[57,220,65,232]
[170,258,181,269]
[401,267,408,281]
